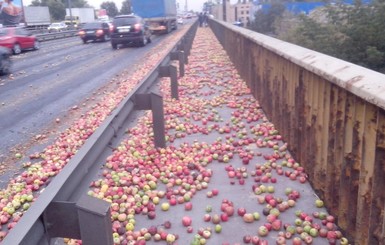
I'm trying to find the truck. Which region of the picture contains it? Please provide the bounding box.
[95,9,109,22]
[131,0,177,34]
[22,6,51,29]
[65,8,95,28]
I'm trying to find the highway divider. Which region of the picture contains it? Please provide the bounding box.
[36,30,79,41]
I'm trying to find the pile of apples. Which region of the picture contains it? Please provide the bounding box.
[63,28,350,244]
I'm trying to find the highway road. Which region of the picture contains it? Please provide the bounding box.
[0,28,185,187]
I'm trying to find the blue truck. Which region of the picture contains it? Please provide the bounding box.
[131,0,177,34]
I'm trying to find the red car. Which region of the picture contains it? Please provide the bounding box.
[0,27,40,55]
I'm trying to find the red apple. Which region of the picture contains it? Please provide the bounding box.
[225,206,234,216]
[212,188,219,196]
[251,236,260,245]
[182,216,192,227]
[220,213,229,222]
[184,202,193,211]
[243,235,252,243]
[237,207,246,216]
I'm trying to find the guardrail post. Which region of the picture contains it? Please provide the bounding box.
[160,65,179,100]
[76,195,113,245]
[177,41,189,65]
[182,38,190,58]
[133,93,166,148]
[42,195,112,245]
[170,51,185,77]
[44,202,81,240]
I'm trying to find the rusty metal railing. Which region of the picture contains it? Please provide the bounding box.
[209,19,385,245]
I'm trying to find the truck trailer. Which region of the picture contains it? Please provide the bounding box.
[23,6,51,29]
[65,8,95,28]
[131,0,177,34]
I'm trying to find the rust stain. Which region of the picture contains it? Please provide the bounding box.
[345,75,364,90]
[333,65,350,74]
[301,54,316,60]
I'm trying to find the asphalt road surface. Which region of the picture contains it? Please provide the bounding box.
[0,28,184,186]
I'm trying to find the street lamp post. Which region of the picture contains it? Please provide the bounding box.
[223,0,227,21]
[185,0,188,12]
[67,0,73,28]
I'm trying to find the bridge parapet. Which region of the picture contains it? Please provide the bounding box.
[210,19,385,245]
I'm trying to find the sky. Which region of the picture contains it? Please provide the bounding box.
[22,0,238,12]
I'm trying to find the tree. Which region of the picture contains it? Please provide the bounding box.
[30,0,42,6]
[203,1,215,12]
[101,1,119,17]
[250,2,285,35]
[49,0,66,21]
[33,0,90,8]
[283,2,385,72]
[284,14,343,58]
[60,0,91,8]
[120,0,131,14]
[29,0,66,21]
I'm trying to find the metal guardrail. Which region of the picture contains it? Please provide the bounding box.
[2,22,198,245]
[36,30,78,41]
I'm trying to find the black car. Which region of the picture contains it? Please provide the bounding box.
[78,22,111,44]
[0,47,11,75]
[110,15,152,49]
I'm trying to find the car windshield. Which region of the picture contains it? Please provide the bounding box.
[113,17,139,26]
[82,22,102,29]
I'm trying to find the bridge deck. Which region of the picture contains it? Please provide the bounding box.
[81,27,346,244]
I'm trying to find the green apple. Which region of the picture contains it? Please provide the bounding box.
[161,202,170,211]
[315,199,324,208]
[215,224,222,233]
[253,212,260,220]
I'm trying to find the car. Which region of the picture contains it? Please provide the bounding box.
[47,22,68,32]
[183,13,192,19]
[0,27,40,55]
[78,21,111,44]
[233,21,244,27]
[177,18,184,25]
[0,47,11,75]
[110,15,152,49]
[103,21,114,32]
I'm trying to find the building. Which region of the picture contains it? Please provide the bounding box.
[211,0,373,27]
[211,0,254,26]
[233,0,254,26]
[210,0,233,22]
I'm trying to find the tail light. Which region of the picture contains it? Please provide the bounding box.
[96,29,104,36]
[109,25,113,32]
[78,30,85,36]
[134,24,142,31]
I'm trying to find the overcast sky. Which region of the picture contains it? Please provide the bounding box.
[23,0,238,12]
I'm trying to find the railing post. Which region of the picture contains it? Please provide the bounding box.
[160,65,179,100]
[177,41,189,65]
[76,195,113,245]
[171,51,185,77]
[151,93,166,148]
[42,195,113,245]
[133,93,166,148]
